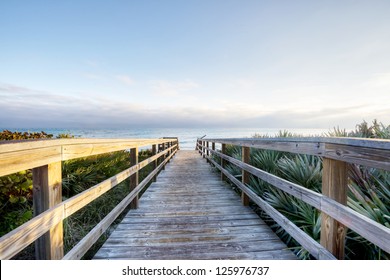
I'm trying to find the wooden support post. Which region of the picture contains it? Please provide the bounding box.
[241,146,250,206]
[152,144,157,182]
[212,142,215,152]
[202,141,205,158]
[32,162,63,260]
[130,147,139,209]
[162,143,166,170]
[206,141,210,163]
[221,143,226,181]
[320,158,348,259]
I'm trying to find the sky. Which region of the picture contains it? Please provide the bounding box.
[1,0,390,129]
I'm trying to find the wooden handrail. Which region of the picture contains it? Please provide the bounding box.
[202,137,390,171]
[0,138,177,177]
[196,137,390,259]
[0,138,179,259]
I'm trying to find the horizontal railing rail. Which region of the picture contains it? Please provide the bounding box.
[196,137,390,260]
[0,138,179,260]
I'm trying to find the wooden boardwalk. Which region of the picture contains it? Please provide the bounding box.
[94,150,297,260]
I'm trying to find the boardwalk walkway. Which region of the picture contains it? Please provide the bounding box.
[94,150,296,260]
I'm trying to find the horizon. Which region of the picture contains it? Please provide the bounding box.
[1,1,390,129]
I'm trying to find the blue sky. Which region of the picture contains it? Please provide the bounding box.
[1,0,389,129]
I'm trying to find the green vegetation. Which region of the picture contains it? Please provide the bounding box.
[223,120,390,259]
[0,130,154,259]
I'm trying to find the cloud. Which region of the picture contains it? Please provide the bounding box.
[1,82,389,130]
[151,79,200,96]
[116,75,135,86]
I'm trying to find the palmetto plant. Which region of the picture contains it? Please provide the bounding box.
[243,121,390,259]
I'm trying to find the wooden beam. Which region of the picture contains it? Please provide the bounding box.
[241,147,250,206]
[221,144,226,181]
[129,147,139,209]
[206,141,210,163]
[32,162,63,260]
[320,158,347,259]
[152,144,157,182]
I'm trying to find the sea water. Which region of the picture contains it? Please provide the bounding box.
[2,127,329,150]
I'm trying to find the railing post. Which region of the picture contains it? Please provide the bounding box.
[130,147,139,209]
[320,158,348,259]
[202,141,206,158]
[162,142,166,170]
[32,162,64,260]
[152,144,157,182]
[241,146,250,206]
[221,143,226,181]
[206,141,210,163]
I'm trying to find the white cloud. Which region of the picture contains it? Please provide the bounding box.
[151,79,200,96]
[1,82,389,129]
[116,75,135,86]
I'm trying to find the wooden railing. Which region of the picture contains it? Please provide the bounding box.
[196,137,390,260]
[0,137,179,260]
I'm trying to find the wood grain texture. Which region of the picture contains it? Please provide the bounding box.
[320,158,347,259]
[200,137,390,171]
[94,150,296,260]
[32,162,63,260]
[129,147,139,209]
[241,146,250,206]
[0,138,178,177]
[199,144,390,255]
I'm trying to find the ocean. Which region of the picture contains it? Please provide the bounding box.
[4,127,331,150]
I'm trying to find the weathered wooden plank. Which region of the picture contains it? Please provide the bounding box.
[94,150,296,260]
[32,162,63,260]
[0,139,178,177]
[129,147,139,209]
[120,213,262,225]
[108,225,274,239]
[324,143,390,171]
[95,245,296,260]
[242,146,250,206]
[103,231,279,247]
[320,158,347,259]
[200,137,390,171]
[0,204,64,260]
[0,146,62,177]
